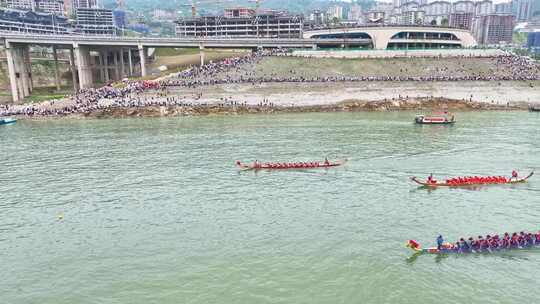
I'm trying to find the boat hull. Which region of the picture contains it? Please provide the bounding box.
[0,118,17,125]
[411,172,533,187]
[411,244,540,255]
[237,160,347,170]
[415,115,455,125]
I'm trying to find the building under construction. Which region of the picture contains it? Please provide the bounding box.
[175,8,303,38]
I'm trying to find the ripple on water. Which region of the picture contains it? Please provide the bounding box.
[1,112,540,304]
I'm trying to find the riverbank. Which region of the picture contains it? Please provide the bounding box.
[4,80,537,119]
[76,97,524,119]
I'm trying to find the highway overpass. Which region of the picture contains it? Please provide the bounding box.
[0,27,475,102]
[0,33,372,102]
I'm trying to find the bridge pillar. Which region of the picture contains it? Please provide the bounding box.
[103,50,110,82]
[22,46,32,93]
[13,47,29,99]
[98,54,104,83]
[138,45,147,77]
[19,47,30,97]
[69,48,78,92]
[74,44,93,89]
[52,45,61,91]
[113,49,120,80]
[128,48,133,77]
[120,48,125,78]
[199,45,205,67]
[5,42,20,102]
[312,44,317,50]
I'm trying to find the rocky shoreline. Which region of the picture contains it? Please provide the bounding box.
[76,97,525,119]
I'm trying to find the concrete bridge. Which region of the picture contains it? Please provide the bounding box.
[0,28,475,102]
[0,33,372,102]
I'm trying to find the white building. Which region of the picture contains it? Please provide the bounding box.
[515,0,533,22]
[348,4,362,21]
[327,5,343,20]
[474,0,493,16]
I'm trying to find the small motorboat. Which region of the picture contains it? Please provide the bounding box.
[411,171,533,187]
[0,118,17,125]
[414,112,455,125]
[529,105,540,112]
[236,159,347,170]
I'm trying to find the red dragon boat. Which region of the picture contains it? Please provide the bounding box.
[411,171,533,187]
[236,159,347,170]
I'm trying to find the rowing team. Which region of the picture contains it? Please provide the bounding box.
[436,231,540,253]
[247,158,331,169]
[426,170,519,185]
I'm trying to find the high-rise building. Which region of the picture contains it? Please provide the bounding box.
[224,7,255,18]
[474,0,493,16]
[176,10,303,38]
[308,9,326,26]
[453,0,475,14]
[494,2,512,14]
[450,12,473,30]
[0,0,34,10]
[72,0,97,9]
[35,0,64,16]
[473,14,514,45]
[76,7,115,35]
[527,31,540,53]
[348,4,362,21]
[327,5,343,20]
[401,10,425,25]
[515,0,533,22]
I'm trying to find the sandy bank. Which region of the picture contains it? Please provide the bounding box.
[167,81,540,107]
[80,97,523,119]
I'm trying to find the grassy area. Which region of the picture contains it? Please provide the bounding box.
[151,49,248,75]
[213,56,504,80]
[154,48,201,56]
[22,86,73,104]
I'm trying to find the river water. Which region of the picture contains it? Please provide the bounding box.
[1,111,539,304]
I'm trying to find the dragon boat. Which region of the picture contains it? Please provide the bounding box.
[406,239,540,255]
[0,118,17,125]
[411,171,533,187]
[236,159,347,170]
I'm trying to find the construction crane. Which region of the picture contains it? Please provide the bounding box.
[247,0,264,15]
[181,0,234,18]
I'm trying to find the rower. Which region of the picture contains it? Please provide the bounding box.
[436,235,444,250]
[324,157,330,166]
[427,173,437,184]
[511,170,518,181]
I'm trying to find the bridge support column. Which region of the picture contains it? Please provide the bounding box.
[5,42,20,102]
[128,48,133,77]
[103,50,110,82]
[74,44,93,89]
[199,45,205,67]
[69,48,78,91]
[312,44,317,50]
[52,45,61,91]
[138,45,147,77]
[15,47,30,98]
[98,54,105,83]
[113,49,120,80]
[23,47,32,93]
[120,48,125,78]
